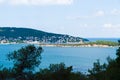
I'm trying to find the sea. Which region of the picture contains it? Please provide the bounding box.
[0,38,119,73]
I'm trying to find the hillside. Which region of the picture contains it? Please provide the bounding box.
[0,27,88,43]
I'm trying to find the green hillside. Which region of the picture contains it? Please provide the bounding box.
[0,27,88,43]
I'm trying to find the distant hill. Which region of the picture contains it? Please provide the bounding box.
[0,27,88,43]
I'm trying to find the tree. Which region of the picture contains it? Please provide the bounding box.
[88,60,107,80]
[70,72,88,80]
[35,63,73,80]
[49,63,72,80]
[88,40,120,80]
[105,41,120,80]
[35,63,88,80]
[8,45,43,79]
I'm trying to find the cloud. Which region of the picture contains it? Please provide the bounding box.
[111,9,120,15]
[66,15,91,20]
[0,0,73,5]
[103,23,120,29]
[67,10,105,20]
[103,23,120,35]
[103,23,113,28]
[79,24,88,27]
[94,10,105,17]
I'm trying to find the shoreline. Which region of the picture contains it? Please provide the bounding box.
[0,43,119,48]
[39,44,119,48]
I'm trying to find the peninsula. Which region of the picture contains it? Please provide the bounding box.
[0,27,88,44]
[0,27,119,47]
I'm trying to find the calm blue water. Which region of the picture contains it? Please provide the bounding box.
[0,44,118,73]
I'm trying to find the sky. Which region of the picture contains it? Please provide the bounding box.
[0,0,120,38]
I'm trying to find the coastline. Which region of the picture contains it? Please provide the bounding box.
[39,43,119,48]
[0,42,119,48]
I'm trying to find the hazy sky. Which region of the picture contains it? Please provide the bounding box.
[0,0,120,38]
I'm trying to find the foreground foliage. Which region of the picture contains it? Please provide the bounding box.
[88,41,120,80]
[35,63,88,80]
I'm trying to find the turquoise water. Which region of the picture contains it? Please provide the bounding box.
[0,44,118,72]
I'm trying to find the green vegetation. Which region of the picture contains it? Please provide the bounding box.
[88,41,120,80]
[0,41,120,80]
[0,27,87,43]
[40,40,119,47]
[87,40,119,46]
[35,63,88,80]
[7,45,43,79]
